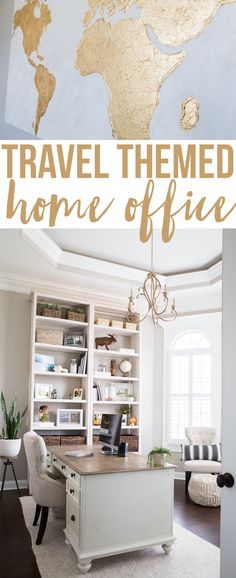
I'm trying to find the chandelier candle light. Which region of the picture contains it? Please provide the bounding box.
[127,236,177,325]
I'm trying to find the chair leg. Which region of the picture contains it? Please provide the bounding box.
[33,504,42,526]
[36,506,49,545]
[185,471,191,494]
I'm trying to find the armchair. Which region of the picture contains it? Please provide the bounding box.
[23,432,65,544]
[183,426,221,493]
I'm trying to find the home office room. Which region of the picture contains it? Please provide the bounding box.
[1,2,236,578]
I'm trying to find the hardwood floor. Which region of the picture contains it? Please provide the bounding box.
[0,481,220,578]
[0,489,41,578]
[175,480,220,547]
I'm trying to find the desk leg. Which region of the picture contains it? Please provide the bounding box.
[162,540,175,555]
[77,559,92,574]
[65,538,72,549]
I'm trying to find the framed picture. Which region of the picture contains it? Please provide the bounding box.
[56,408,83,428]
[115,386,129,401]
[64,334,86,348]
[73,388,83,400]
[121,414,127,426]
[35,383,52,400]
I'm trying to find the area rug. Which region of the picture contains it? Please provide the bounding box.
[20,496,220,578]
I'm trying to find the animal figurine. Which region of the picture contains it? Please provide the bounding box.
[95,334,117,350]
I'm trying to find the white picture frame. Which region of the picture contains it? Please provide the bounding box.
[115,386,129,401]
[73,388,83,400]
[35,383,52,400]
[56,408,83,428]
[121,414,127,426]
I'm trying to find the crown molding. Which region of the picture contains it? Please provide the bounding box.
[21,229,165,285]
[0,270,222,316]
[21,230,61,266]
[20,230,222,291]
[0,272,129,309]
[166,261,222,291]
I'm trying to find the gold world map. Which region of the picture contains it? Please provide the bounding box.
[13,0,236,138]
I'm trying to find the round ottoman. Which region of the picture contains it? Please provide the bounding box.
[188,474,221,507]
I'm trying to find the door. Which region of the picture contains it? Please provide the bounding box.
[221,230,236,577]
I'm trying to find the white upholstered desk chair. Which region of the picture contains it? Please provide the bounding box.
[184,426,221,493]
[23,432,65,545]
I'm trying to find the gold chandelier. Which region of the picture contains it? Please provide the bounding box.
[127,235,177,325]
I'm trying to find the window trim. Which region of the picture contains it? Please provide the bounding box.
[166,331,214,447]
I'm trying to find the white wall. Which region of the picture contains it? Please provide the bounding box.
[0,291,31,486]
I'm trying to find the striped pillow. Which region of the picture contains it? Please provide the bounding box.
[181,443,221,462]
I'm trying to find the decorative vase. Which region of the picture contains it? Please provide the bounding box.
[0,438,21,458]
[110,359,117,376]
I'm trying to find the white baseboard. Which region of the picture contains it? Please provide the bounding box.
[2,479,28,491]
[174,472,185,481]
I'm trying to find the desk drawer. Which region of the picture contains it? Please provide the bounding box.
[66,496,80,544]
[57,458,68,476]
[67,467,80,487]
[66,479,80,506]
[51,455,68,476]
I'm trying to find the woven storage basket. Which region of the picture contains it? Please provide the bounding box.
[67,311,85,322]
[41,307,61,318]
[92,434,138,452]
[36,328,64,345]
[93,435,101,445]
[60,435,86,445]
[41,435,61,446]
[121,434,139,452]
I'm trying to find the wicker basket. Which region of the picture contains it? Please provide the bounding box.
[92,434,139,452]
[36,328,64,345]
[60,435,86,445]
[41,435,61,446]
[67,311,85,322]
[92,435,101,445]
[41,307,61,319]
[121,434,139,452]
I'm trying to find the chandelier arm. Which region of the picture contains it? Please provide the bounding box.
[126,236,177,325]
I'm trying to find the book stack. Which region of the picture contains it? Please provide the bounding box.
[77,352,88,374]
[93,384,103,400]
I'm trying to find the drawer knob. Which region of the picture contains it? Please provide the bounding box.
[53,458,57,462]
[71,473,75,478]
[71,515,76,522]
[47,465,50,468]
[62,465,65,470]
[70,489,74,494]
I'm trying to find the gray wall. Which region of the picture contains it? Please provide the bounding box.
[0,291,31,484]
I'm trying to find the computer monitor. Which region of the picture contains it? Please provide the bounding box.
[99,413,122,455]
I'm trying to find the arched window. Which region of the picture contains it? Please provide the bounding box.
[168,331,212,442]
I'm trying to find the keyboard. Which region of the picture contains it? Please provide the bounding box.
[64,450,94,458]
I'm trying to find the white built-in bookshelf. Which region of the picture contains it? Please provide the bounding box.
[29,293,141,450]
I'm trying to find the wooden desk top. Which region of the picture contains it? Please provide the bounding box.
[49,445,175,476]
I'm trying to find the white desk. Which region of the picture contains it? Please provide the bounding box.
[48,445,175,574]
